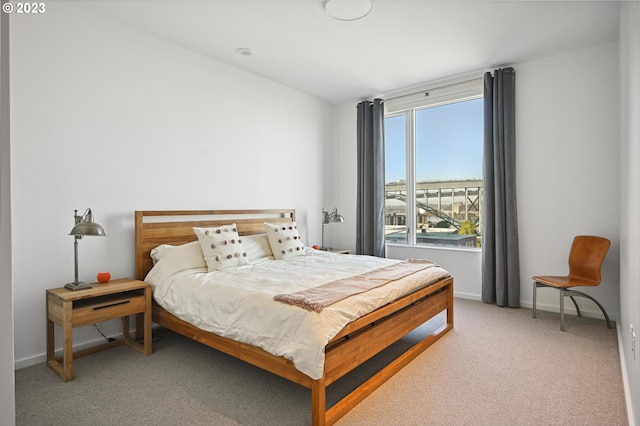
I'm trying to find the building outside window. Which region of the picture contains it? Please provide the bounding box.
[384,79,484,248]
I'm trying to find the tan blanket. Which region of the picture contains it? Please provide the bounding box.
[273,259,438,313]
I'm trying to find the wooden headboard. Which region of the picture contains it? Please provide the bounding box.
[134,209,296,280]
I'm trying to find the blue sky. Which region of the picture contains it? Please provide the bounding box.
[385,98,484,183]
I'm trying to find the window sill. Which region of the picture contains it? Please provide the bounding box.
[386,242,481,254]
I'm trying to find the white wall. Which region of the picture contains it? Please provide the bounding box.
[10,3,335,367]
[1,7,16,425]
[618,2,639,423]
[334,41,621,320]
[517,41,620,317]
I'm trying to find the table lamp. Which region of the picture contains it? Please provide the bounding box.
[65,208,106,291]
[321,207,344,251]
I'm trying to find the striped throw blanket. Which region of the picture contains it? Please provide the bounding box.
[273,259,437,313]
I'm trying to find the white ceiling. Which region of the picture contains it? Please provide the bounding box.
[74,0,621,104]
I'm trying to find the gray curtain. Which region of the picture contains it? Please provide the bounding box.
[356,99,386,258]
[482,68,520,307]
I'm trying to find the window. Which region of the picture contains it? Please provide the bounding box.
[384,79,484,248]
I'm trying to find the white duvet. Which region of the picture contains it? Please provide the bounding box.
[145,248,450,380]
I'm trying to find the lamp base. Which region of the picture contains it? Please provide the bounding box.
[65,281,92,291]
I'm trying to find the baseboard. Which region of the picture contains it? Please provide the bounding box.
[14,324,161,370]
[453,291,481,301]
[454,293,614,321]
[15,297,616,368]
[617,323,636,426]
[15,334,116,370]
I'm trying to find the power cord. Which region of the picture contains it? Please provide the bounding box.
[94,323,116,342]
[93,319,162,344]
[136,335,162,344]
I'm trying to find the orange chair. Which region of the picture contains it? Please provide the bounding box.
[533,235,612,331]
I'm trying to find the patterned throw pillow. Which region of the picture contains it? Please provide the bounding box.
[264,222,306,260]
[193,224,249,271]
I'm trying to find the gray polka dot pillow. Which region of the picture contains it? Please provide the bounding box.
[193,224,249,271]
[264,222,306,260]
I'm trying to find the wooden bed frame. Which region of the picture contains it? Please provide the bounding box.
[135,209,454,426]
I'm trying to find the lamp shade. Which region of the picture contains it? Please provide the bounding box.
[69,221,106,236]
[69,209,106,237]
[330,213,344,223]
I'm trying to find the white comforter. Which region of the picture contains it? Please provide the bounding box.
[145,248,450,380]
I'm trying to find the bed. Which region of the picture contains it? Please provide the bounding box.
[135,209,454,425]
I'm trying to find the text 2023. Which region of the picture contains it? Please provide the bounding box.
[16,3,46,14]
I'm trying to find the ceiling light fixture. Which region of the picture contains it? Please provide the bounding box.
[236,48,255,57]
[324,0,373,21]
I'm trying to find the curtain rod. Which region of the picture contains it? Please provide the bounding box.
[385,75,484,103]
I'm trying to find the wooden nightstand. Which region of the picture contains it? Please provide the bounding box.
[329,249,350,254]
[46,278,152,382]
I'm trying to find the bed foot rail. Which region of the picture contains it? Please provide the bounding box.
[313,317,453,426]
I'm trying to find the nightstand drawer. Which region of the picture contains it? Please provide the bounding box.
[73,292,146,327]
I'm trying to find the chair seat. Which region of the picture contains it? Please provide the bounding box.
[533,275,600,288]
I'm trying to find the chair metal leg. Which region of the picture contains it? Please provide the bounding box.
[533,283,611,331]
[568,295,582,317]
[563,289,613,329]
[560,289,566,331]
[532,281,538,318]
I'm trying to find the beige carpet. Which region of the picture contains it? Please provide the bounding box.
[15,298,627,425]
[338,298,626,425]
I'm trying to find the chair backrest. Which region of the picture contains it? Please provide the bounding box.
[567,235,610,285]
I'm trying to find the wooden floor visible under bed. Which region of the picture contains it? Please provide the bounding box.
[135,209,454,426]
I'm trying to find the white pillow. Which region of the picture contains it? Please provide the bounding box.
[193,224,249,271]
[264,222,306,260]
[150,244,172,265]
[146,241,207,279]
[150,242,202,265]
[243,234,274,262]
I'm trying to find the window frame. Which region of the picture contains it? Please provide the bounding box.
[384,78,484,249]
